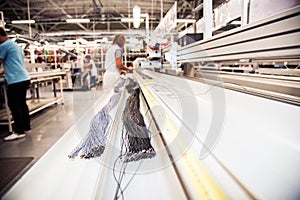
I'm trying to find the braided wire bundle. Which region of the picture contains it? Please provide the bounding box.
[122,88,156,162]
[68,78,126,159]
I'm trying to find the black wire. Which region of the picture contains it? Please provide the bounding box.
[142,106,151,117]
[116,134,144,199]
[113,83,156,200]
[117,160,143,198]
[113,127,127,200]
[112,155,125,200]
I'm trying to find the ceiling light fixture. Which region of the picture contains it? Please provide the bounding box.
[66,18,90,23]
[176,19,196,23]
[133,5,141,28]
[121,18,144,23]
[231,20,242,25]
[11,20,35,24]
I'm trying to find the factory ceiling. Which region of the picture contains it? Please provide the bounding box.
[0,0,224,41]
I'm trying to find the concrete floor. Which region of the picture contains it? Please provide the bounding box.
[0,85,106,196]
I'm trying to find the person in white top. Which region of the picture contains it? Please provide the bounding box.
[103,34,133,90]
[82,55,97,89]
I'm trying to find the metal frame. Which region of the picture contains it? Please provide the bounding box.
[177,5,300,63]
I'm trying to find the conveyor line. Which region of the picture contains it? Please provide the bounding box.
[2,76,189,200]
[134,70,250,200]
[138,85,228,199]
[135,69,300,200]
[3,70,300,200]
[93,76,188,199]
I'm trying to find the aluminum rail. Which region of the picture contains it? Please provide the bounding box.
[177,5,300,63]
[193,71,300,106]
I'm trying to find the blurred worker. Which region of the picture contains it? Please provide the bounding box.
[82,55,97,89]
[103,34,133,90]
[0,27,31,141]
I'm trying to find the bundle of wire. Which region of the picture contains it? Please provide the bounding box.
[68,78,126,159]
[122,88,156,162]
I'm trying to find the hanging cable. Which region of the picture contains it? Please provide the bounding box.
[121,79,156,162]
[68,78,126,159]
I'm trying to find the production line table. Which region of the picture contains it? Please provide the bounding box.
[2,70,300,200]
[0,71,66,132]
[134,69,300,200]
[2,73,245,200]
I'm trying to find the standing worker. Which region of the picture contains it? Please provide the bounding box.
[0,27,31,141]
[82,55,97,89]
[103,34,133,90]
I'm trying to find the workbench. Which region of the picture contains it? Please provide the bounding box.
[0,71,65,132]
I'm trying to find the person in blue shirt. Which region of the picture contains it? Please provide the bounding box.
[0,27,31,141]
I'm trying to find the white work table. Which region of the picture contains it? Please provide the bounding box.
[0,71,65,132]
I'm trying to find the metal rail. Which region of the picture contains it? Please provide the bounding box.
[192,71,300,106]
[177,6,300,63]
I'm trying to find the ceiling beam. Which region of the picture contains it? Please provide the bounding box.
[32,8,47,19]
[111,7,129,29]
[7,1,24,20]
[46,0,72,18]
[46,0,88,31]
[9,24,39,37]
[0,1,9,7]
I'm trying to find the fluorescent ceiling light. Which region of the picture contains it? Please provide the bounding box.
[11,20,35,24]
[231,20,242,25]
[133,5,141,28]
[176,19,196,23]
[66,18,90,23]
[77,38,88,44]
[121,18,144,23]
[57,42,65,46]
